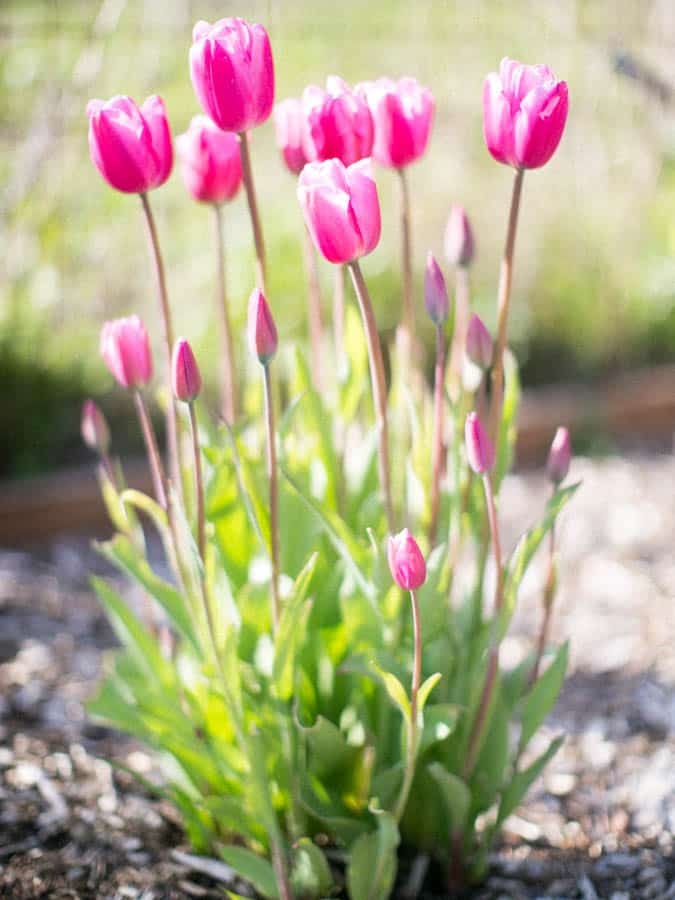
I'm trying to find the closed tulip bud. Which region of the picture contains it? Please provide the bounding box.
[176,116,242,204]
[248,288,278,365]
[547,426,571,484]
[302,76,373,166]
[100,316,153,389]
[274,98,307,175]
[172,338,202,402]
[356,77,434,169]
[483,57,569,170]
[465,313,493,370]
[87,95,173,194]
[465,411,495,474]
[190,17,274,133]
[298,158,381,265]
[444,204,474,267]
[81,400,110,454]
[424,253,449,325]
[388,529,427,591]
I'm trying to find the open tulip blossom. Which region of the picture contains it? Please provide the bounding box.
[84,23,578,899]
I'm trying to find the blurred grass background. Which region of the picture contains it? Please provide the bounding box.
[2,0,675,477]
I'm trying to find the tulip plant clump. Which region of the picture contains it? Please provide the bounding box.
[83,20,576,898]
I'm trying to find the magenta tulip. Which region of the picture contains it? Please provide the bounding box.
[172,338,202,402]
[81,400,110,454]
[176,116,242,204]
[274,98,307,175]
[483,58,568,170]
[465,411,495,475]
[465,314,493,370]
[87,95,173,194]
[388,529,427,591]
[424,253,449,325]
[356,77,434,169]
[302,76,373,166]
[444,205,475,267]
[547,426,571,484]
[298,158,381,265]
[189,17,274,134]
[100,316,153,389]
[248,288,278,365]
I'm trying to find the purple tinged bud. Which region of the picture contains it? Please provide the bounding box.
[172,338,202,402]
[465,313,493,370]
[248,288,278,365]
[465,411,495,474]
[424,252,449,324]
[547,426,571,484]
[444,204,474,268]
[387,528,427,591]
[81,400,110,454]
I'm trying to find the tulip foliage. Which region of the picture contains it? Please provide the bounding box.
[84,16,576,898]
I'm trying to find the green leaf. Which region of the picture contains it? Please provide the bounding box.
[496,735,564,827]
[494,350,520,490]
[346,810,399,900]
[373,665,410,721]
[273,554,317,700]
[300,715,356,780]
[218,846,279,900]
[290,838,333,899]
[226,430,270,552]
[418,672,442,714]
[427,763,471,832]
[519,641,568,751]
[119,489,175,570]
[419,704,460,755]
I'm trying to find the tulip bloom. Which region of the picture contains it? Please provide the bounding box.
[100,316,153,389]
[483,58,569,170]
[172,338,202,402]
[176,116,242,204]
[388,529,427,591]
[298,159,381,265]
[248,288,278,365]
[189,17,274,133]
[302,76,373,166]
[465,411,495,475]
[356,77,434,169]
[274,98,307,175]
[81,400,110,454]
[424,253,449,325]
[465,314,493,371]
[547,427,571,484]
[445,205,475,268]
[87,95,173,194]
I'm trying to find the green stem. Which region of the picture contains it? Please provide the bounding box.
[188,402,205,565]
[239,130,267,294]
[447,264,470,402]
[530,486,557,685]
[133,389,167,510]
[397,167,414,341]
[213,203,237,425]
[394,588,422,822]
[428,324,446,546]
[263,364,281,631]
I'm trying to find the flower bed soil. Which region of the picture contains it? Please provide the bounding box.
[0,453,673,899]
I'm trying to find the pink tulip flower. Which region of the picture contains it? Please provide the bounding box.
[424,253,449,325]
[189,17,274,134]
[81,400,110,454]
[172,338,202,402]
[465,411,495,475]
[248,288,278,365]
[547,426,571,484]
[302,76,373,166]
[483,58,569,170]
[388,529,427,591]
[274,98,308,175]
[176,116,242,204]
[444,205,475,267]
[298,158,381,265]
[100,316,153,389]
[465,314,493,370]
[87,95,173,194]
[356,77,434,169]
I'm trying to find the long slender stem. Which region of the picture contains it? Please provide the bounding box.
[397,167,414,341]
[429,324,446,546]
[302,224,324,391]
[347,260,394,532]
[188,402,205,564]
[489,168,524,444]
[447,265,470,402]
[239,130,266,293]
[333,264,345,372]
[394,588,422,823]
[263,364,281,631]
[530,489,557,685]
[133,389,167,510]
[213,204,237,425]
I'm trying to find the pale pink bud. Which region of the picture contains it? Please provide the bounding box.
[483,58,569,170]
[190,18,274,134]
[465,411,495,474]
[274,98,308,174]
[302,76,373,166]
[248,288,278,365]
[444,204,474,267]
[298,158,381,265]
[172,338,202,402]
[81,400,110,454]
[100,316,153,389]
[546,426,571,484]
[465,313,493,370]
[356,77,434,169]
[176,115,242,204]
[387,529,427,591]
[87,95,173,194]
[424,253,449,325]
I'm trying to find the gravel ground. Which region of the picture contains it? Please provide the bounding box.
[0,452,673,899]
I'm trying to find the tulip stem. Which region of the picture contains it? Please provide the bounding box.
[463,472,503,779]
[447,265,470,402]
[530,488,557,686]
[428,324,446,546]
[133,389,167,510]
[139,192,183,500]
[394,588,422,823]
[263,364,281,632]
[302,224,325,391]
[347,260,394,532]
[397,167,415,342]
[489,168,524,445]
[239,130,267,293]
[333,264,345,372]
[188,402,206,564]
[213,204,237,425]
